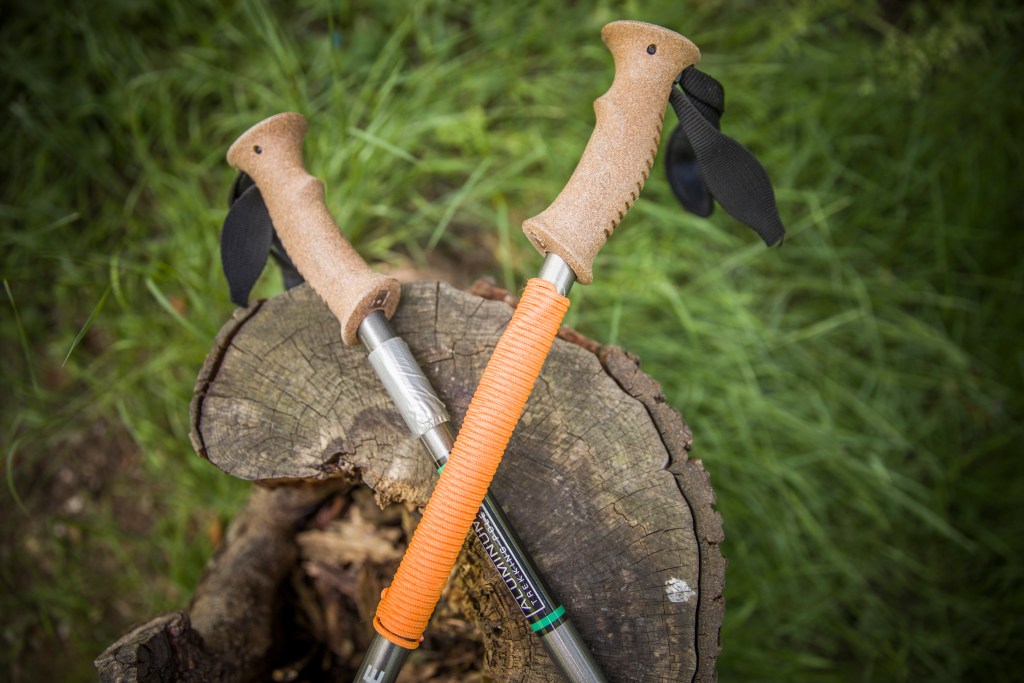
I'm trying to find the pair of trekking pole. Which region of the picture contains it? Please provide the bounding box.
[228,20,701,682]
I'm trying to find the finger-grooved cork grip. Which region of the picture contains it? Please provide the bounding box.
[522,21,700,284]
[226,113,399,344]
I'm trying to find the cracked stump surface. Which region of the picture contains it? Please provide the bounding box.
[181,280,723,682]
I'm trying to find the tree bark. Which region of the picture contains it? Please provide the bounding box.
[94,481,352,682]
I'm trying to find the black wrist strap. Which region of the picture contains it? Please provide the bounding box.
[221,172,303,307]
[666,66,785,246]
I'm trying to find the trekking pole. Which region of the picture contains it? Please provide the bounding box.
[227,113,606,682]
[359,20,700,681]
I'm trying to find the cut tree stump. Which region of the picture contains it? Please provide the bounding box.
[97,279,725,683]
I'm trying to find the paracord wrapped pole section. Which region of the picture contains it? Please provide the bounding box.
[373,278,570,647]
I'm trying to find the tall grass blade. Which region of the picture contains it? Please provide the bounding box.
[4,279,38,392]
[62,285,111,367]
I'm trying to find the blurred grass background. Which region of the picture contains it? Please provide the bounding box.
[2,0,1022,680]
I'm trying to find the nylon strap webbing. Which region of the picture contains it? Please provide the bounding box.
[666,66,786,246]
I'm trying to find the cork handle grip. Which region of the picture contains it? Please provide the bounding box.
[226,113,399,344]
[522,21,700,284]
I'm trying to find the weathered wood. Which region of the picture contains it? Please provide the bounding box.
[95,481,352,682]
[180,279,723,681]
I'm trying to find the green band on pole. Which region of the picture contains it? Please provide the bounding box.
[530,605,566,632]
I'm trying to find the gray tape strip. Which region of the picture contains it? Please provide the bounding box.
[367,337,449,436]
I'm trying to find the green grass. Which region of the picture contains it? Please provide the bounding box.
[2,0,1022,680]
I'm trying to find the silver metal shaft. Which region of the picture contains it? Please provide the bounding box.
[538,252,577,296]
[543,620,606,683]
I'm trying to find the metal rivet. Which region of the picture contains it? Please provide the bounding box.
[647,44,656,55]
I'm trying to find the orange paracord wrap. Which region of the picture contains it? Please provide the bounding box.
[373,278,570,648]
